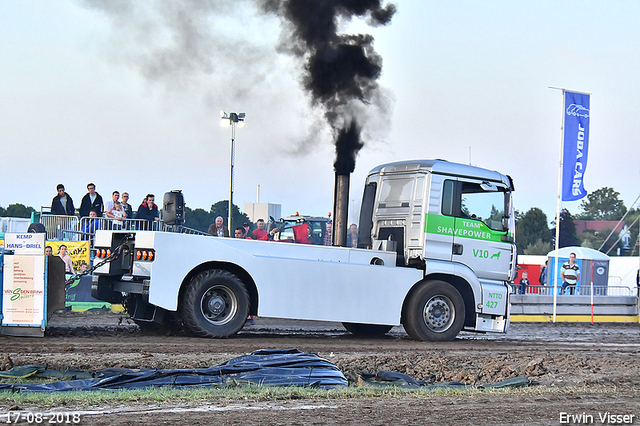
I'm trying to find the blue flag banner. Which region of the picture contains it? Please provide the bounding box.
[562,91,590,201]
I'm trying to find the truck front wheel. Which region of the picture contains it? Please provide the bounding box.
[403,280,465,342]
[181,269,249,338]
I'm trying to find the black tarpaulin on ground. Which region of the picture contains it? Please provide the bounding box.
[0,349,347,392]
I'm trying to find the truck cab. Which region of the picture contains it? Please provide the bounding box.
[358,160,516,336]
[359,160,515,277]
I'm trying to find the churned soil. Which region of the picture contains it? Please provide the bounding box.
[1,312,639,425]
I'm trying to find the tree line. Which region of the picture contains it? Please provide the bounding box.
[182,200,253,233]
[516,187,639,256]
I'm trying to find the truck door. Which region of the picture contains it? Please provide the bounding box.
[452,180,512,281]
[423,177,455,262]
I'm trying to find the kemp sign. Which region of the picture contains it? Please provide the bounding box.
[562,91,590,202]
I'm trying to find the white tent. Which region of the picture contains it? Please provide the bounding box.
[547,246,610,261]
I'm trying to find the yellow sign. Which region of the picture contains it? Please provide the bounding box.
[46,241,90,274]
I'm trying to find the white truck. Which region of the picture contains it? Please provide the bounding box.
[91,159,516,341]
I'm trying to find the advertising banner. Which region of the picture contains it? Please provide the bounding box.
[2,255,46,326]
[562,91,590,201]
[3,233,45,255]
[46,241,90,274]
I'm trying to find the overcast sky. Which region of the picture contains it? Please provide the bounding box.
[2,1,639,225]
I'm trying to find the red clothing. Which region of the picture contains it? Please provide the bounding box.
[253,229,268,240]
[293,224,312,244]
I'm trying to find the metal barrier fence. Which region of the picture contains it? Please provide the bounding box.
[0,217,31,233]
[511,284,636,297]
[40,215,80,241]
[40,214,209,242]
[159,224,209,235]
[78,217,166,235]
[510,293,639,317]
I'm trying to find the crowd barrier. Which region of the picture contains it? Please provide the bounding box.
[510,284,637,297]
[510,293,639,317]
[40,214,208,242]
[0,217,31,234]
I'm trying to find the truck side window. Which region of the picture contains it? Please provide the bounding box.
[460,182,506,231]
[442,180,455,216]
[379,178,413,207]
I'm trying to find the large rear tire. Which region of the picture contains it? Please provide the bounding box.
[403,280,465,342]
[27,223,46,233]
[342,322,393,337]
[181,269,249,338]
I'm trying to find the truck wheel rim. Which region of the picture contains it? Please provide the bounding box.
[200,285,238,326]
[423,295,454,333]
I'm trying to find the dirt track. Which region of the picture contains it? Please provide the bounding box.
[2,312,640,425]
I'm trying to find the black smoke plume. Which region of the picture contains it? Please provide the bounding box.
[334,120,363,176]
[262,0,396,174]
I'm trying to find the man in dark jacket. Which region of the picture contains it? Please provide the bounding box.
[79,183,104,217]
[50,184,75,216]
[135,194,160,229]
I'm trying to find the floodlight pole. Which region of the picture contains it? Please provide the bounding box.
[221,111,245,233]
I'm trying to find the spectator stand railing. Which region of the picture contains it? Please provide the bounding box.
[40,214,80,241]
[510,284,635,297]
[40,214,209,243]
[0,217,32,234]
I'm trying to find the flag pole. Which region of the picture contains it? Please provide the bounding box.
[590,260,594,324]
[549,86,566,323]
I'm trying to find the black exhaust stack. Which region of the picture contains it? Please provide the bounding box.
[332,121,361,247]
[332,173,350,247]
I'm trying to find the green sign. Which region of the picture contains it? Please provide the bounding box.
[425,214,506,243]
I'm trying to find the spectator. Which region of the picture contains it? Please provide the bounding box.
[518,271,529,295]
[50,184,76,216]
[121,192,134,222]
[58,245,74,274]
[539,260,548,286]
[111,201,125,229]
[323,222,332,246]
[208,216,229,237]
[79,183,104,217]
[135,194,160,229]
[561,252,580,295]
[346,223,358,248]
[253,219,269,240]
[104,191,120,218]
[243,222,255,239]
[44,246,53,256]
[81,210,100,234]
[234,227,248,239]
